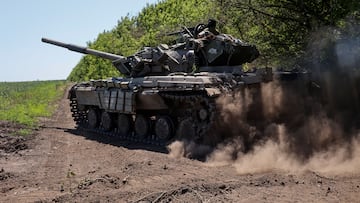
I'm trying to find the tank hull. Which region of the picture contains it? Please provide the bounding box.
[68,71,272,145]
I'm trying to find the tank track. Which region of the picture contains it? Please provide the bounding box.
[69,91,218,147]
[70,96,166,146]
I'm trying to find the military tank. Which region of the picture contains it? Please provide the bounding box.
[41,20,274,145]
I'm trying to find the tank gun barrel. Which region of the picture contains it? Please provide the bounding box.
[41,38,125,61]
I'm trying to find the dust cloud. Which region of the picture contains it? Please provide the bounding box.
[168,140,212,159]
[168,26,360,175]
[217,71,360,175]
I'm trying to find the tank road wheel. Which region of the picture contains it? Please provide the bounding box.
[196,98,212,122]
[198,108,208,121]
[177,118,196,141]
[155,116,174,141]
[134,114,150,139]
[101,111,113,131]
[88,109,99,129]
[117,114,132,135]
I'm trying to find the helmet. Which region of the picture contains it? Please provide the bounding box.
[207,19,217,28]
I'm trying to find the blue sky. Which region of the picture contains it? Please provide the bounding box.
[0,0,158,82]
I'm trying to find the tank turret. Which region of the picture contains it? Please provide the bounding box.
[188,20,260,67]
[42,19,260,78]
[167,20,260,74]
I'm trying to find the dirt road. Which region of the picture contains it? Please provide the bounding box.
[1,91,359,203]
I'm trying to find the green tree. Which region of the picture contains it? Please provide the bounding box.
[215,0,360,68]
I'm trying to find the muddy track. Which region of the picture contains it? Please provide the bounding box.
[0,90,359,202]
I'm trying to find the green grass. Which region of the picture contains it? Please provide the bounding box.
[0,80,67,128]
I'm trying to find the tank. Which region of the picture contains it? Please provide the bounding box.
[41,21,277,146]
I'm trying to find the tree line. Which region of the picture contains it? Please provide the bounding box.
[68,0,359,81]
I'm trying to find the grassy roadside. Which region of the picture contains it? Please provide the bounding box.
[0,80,67,135]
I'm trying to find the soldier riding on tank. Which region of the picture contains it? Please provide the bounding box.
[197,18,220,39]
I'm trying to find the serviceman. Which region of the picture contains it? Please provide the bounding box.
[197,19,220,39]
